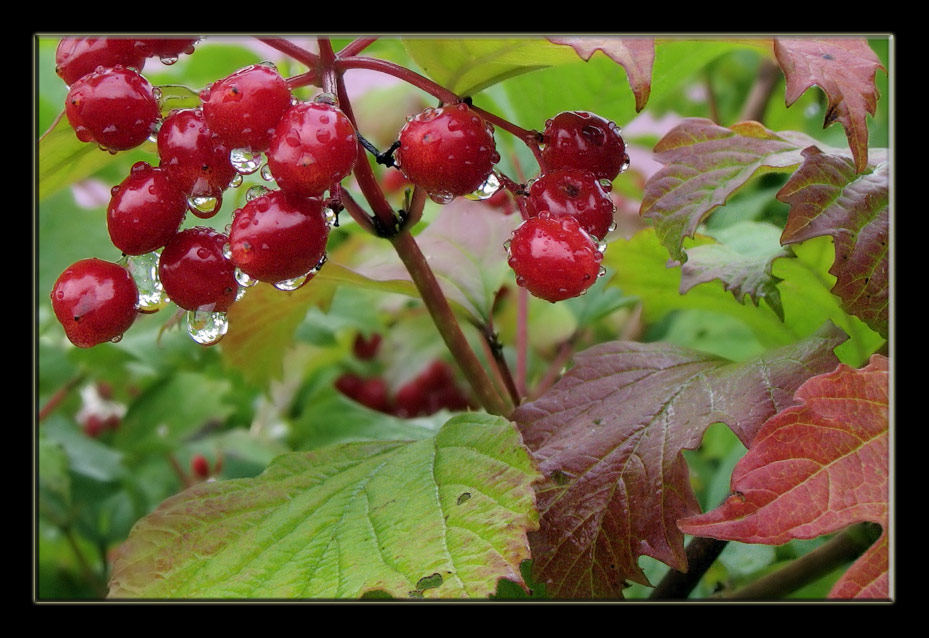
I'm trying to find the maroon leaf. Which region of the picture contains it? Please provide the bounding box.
[777,146,888,338]
[774,39,884,173]
[512,323,846,598]
[678,355,889,599]
[640,118,829,263]
[548,37,654,112]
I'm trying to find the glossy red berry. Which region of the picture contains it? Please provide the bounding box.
[396,103,499,200]
[107,162,188,255]
[200,64,292,152]
[526,169,616,240]
[55,38,147,86]
[51,258,139,348]
[65,66,161,152]
[159,227,238,312]
[228,190,329,284]
[157,108,237,200]
[541,111,628,182]
[507,214,603,303]
[267,101,358,197]
[393,361,470,418]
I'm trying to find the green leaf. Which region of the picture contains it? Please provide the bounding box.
[108,414,541,599]
[403,38,579,96]
[39,435,73,526]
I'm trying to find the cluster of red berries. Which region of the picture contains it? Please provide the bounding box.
[335,334,472,418]
[48,38,629,353]
[50,38,359,348]
[507,111,628,302]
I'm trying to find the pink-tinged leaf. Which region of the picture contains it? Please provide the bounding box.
[549,37,655,112]
[777,147,888,338]
[640,118,833,263]
[678,355,889,599]
[511,323,846,598]
[774,39,884,173]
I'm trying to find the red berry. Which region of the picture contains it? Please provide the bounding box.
[51,258,139,348]
[228,190,329,284]
[507,214,603,303]
[107,162,188,255]
[55,38,147,86]
[526,169,616,240]
[201,64,292,152]
[335,374,392,413]
[191,454,210,479]
[157,108,237,200]
[65,66,161,152]
[393,361,470,417]
[136,38,199,61]
[267,101,358,198]
[396,103,499,200]
[352,333,382,360]
[541,111,628,182]
[159,227,238,312]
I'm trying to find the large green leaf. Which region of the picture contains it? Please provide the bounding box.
[403,38,579,97]
[108,413,540,599]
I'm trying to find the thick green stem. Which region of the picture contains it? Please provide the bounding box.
[389,231,513,417]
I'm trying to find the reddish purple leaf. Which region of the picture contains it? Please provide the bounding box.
[548,37,654,112]
[774,39,884,173]
[640,118,828,263]
[512,323,846,598]
[778,146,888,338]
[678,355,889,599]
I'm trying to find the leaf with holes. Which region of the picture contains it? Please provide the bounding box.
[548,37,655,112]
[777,147,889,338]
[511,323,846,598]
[107,413,540,599]
[774,39,884,173]
[640,118,837,263]
[678,355,889,599]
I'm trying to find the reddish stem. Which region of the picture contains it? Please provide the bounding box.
[38,374,87,423]
[338,38,379,58]
[336,56,460,104]
[516,286,529,398]
[258,38,319,68]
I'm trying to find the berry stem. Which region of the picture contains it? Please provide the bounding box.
[516,286,529,397]
[284,70,320,91]
[336,56,460,105]
[470,105,546,170]
[338,38,379,58]
[38,373,87,423]
[317,38,338,96]
[480,322,521,407]
[258,37,319,69]
[339,187,378,235]
[389,230,513,417]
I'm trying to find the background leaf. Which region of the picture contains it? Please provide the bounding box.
[108,414,540,599]
[773,39,884,173]
[678,355,889,599]
[511,324,845,598]
[777,147,889,338]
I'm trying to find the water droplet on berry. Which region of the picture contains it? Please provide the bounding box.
[231,173,244,188]
[503,239,512,253]
[222,242,232,260]
[152,86,163,101]
[230,148,263,175]
[596,240,608,254]
[273,274,309,291]
[260,164,275,182]
[110,334,124,343]
[188,195,221,218]
[465,172,501,201]
[159,55,179,66]
[126,251,166,313]
[324,208,338,227]
[186,309,229,345]
[314,92,338,106]
[607,220,617,233]
[598,266,607,278]
[429,190,455,205]
[235,286,247,301]
[234,267,258,288]
[619,155,631,174]
[246,185,270,201]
